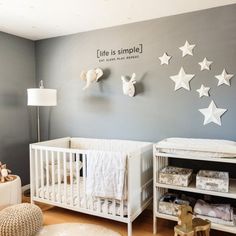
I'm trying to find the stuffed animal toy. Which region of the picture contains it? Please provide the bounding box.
[0,162,14,183]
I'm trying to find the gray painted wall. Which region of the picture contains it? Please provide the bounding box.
[35,4,236,144]
[0,4,235,186]
[0,32,36,185]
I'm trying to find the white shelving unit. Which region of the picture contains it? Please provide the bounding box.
[153,145,236,235]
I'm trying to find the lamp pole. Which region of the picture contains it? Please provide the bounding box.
[37,106,40,142]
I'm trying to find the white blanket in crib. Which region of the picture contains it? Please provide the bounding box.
[86,150,127,200]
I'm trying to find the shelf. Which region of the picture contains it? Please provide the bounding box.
[155,152,236,164]
[155,212,236,234]
[156,178,236,199]
[154,148,236,234]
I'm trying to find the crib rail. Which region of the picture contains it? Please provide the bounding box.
[30,144,129,221]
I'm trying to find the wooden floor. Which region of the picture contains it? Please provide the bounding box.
[40,204,235,236]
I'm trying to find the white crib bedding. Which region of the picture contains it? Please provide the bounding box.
[38,183,128,216]
[157,138,236,158]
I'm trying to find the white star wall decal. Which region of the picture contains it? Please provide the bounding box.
[199,100,227,126]
[199,57,213,71]
[215,69,234,86]
[196,84,210,98]
[170,67,195,91]
[159,52,171,65]
[179,40,195,57]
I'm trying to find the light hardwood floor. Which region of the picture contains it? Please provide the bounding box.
[40,204,234,236]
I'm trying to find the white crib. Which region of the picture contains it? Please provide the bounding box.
[30,137,153,236]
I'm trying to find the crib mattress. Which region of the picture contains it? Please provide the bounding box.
[156,138,236,158]
[38,183,127,216]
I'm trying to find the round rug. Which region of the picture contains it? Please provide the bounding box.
[36,223,121,236]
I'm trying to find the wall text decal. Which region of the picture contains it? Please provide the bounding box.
[97,44,143,63]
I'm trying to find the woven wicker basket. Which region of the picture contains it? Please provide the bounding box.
[0,203,43,236]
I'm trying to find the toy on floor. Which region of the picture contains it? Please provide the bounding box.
[0,162,14,183]
[174,205,211,236]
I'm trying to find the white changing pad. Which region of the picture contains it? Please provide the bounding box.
[38,183,127,216]
[156,138,236,158]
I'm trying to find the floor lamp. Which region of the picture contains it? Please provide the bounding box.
[27,80,57,142]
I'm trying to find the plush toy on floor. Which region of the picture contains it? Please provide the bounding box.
[0,162,14,183]
[174,205,211,236]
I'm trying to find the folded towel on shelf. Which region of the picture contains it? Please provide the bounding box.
[194,199,234,222]
[86,150,127,200]
[195,214,235,226]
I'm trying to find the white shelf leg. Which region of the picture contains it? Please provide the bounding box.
[153,213,157,234]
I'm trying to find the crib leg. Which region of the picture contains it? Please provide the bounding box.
[153,214,157,234]
[128,222,132,236]
[31,198,35,204]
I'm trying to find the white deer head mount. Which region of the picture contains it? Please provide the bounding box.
[80,68,103,90]
[121,73,137,97]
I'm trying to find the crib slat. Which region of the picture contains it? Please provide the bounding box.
[57,151,61,203]
[51,151,55,202]
[104,199,109,214]
[35,149,39,198]
[70,152,73,206]
[112,199,116,216]
[120,200,124,217]
[63,152,67,204]
[76,153,80,207]
[82,153,87,209]
[98,198,101,213]
[46,150,49,199]
[40,149,44,190]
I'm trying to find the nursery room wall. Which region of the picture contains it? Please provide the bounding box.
[35,4,236,144]
[0,32,36,185]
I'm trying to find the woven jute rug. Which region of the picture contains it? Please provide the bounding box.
[36,223,121,236]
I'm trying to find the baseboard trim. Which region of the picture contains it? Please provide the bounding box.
[22,184,30,193]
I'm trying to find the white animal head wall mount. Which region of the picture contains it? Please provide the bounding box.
[80,68,103,90]
[121,73,137,97]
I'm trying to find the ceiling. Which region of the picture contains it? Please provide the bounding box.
[0,0,236,41]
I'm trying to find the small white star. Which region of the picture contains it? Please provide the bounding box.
[198,57,213,71]
[199,100,227,126]
[170,67,195,91]
[215,69,234,86]
[196,84,210,98]
[179,40,195,57]
[158,52,171,65]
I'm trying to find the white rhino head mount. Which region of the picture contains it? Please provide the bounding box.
[80,68,103,90]
[121,73,137,97]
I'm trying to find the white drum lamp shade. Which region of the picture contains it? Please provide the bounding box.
[27,88,57,106]
[27,81,57,142]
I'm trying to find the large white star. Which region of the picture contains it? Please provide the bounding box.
[196,84,210,98]
[215,69,234,86]
[198,57,213,71]
[159,52,171,65]
[179,40,195,57]
[170,67,195,91]
[199,100,227,126]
